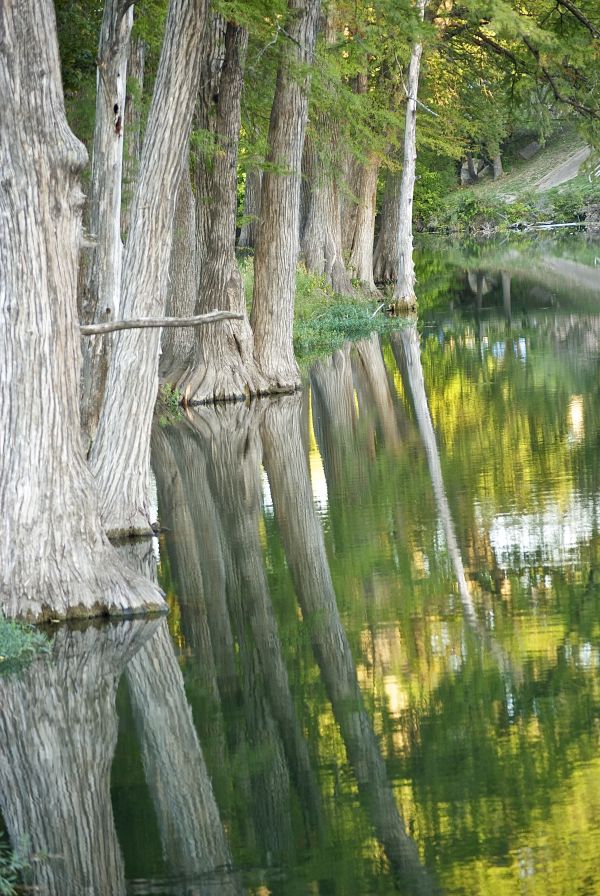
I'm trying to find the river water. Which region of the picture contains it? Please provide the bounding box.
[1,231,600,895]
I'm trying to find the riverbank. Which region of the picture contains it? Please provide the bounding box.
[424,133,599,234]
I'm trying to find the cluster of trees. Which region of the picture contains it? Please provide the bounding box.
[1,0,597,620]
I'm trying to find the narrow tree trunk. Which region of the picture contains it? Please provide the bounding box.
[160,162,197,384]
[0,621,158,895]
[466,151,479,182]
[394,0,426,310]
[122,36,146,234]
[493,151,504,179]
[80,0,133,449]
[373,167,402,283]
[237,166,263,249]
[250,0,322,391]
[348,155,380,294]
[261,396,437,893]
[301,128,355,295]
[353,334,401,451]
[90,0,209,536]
[0,0,164,618]
[178,24,267,404]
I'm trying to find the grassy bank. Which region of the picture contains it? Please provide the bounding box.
[423,132,599,234]
[0,617,48,672]
[239,255,406,369]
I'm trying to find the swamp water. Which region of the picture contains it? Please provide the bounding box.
[2,232,600,895]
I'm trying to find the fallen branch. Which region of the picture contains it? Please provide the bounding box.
[81,310,243,336]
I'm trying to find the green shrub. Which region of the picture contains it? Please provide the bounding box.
[157,384,183,427]
[0,617,48,673]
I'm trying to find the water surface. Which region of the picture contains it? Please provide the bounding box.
[2,232,600,895]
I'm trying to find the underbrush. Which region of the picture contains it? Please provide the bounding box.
[238,255,406,366]
[0,617,48,673]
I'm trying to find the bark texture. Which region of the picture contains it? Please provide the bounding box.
[0,0,165,618]
[0,620,158,895]
[179,24,267,404]
[250,0,322,390]
[90,0,209,536]
[373,167,402,283]
[80,0,133,449]
[122,36,146,234]
[301,128,355,295]
[394,0,426,310]
[347,156,380,293]
[160,162,197,384]
[261,395,437,893]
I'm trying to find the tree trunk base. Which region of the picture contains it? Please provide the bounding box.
[178,350,269,405]
[391,295,418,314]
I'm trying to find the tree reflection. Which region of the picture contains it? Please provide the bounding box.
[261,393,439,894]
[0,620,159,896]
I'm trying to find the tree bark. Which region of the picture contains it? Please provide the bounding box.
[301,127,355,295]
[250,0,322,391]
[122,36,146,235]
[353,334,401,452]
[261,395,437,893]
[394,0,426,310]
[178,23,267,404]
[0,620,159,894]
[80,0,133,450]
[90,0,209,536]
[0,0,165,618]
[373,167,402,283]
[237,166,263,249]
[347,155,380,294]
[493,151,504,179]
[160,162,198,384]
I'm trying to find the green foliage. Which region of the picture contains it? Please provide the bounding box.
[157,384,183,427]
[0,618,49,674]
[0,834,30,896]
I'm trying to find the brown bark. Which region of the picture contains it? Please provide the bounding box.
[160,162,198,384]
[80,0,133,450]
[0,620,159,895]
[0,0,164,618]
[261,395,437,893]
[90,0,209,536]
[179,24,267,404]
[373,167,402,283]
[250,0,322,391]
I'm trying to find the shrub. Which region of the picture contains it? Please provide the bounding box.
[0,617,48,673]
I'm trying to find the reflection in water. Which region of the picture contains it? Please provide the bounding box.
[0,620,159,896]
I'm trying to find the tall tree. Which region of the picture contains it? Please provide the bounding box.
[394,0,427,310]
[90,0,209,536]
[178,23,267,403]
[0,0,164,619]
[250,0,322,391]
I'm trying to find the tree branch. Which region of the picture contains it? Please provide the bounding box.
[81,311,243,336]
[556,0,600,38]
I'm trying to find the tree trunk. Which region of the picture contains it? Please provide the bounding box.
[0,0,164,618]
[250,0,322,391]
[0,620,159,894]
[353,334,401,452]
[394,0,426,310]
[373,167,402,283]
[301,128,355,295]
[90,0,209,536]
[502,270,512,321]
[160,162,197,384]
[261,395,437,893]
[178,24,267,404]
[466,151,479,182]
[237,166,263,249]
[80,0,133,450]
[493,151,504,179]
[122,36,146,234]
[347,155,380,294]
[194,12,226,279]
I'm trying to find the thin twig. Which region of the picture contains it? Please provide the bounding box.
[81,311,242,336]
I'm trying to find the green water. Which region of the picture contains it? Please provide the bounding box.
[2,232,600,895]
